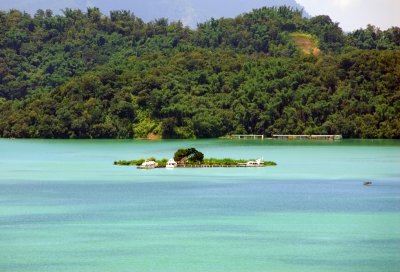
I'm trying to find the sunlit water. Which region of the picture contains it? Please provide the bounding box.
[0,139,399,272]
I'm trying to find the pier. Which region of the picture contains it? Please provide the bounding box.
[226,134,342,140]
[229,134,264,140]
[272,134,342,140]
[156,164,268,168]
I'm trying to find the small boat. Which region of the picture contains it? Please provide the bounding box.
[166,158,177,168]
[246,158,264,167]
[137,160,158,169]
[238,158,264,167]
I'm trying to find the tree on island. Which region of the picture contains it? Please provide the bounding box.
[174,148,204,164]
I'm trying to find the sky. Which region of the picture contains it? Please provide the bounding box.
[296,0,400,31]
[0,0,398,31]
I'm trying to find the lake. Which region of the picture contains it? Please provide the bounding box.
[0,139,399,272]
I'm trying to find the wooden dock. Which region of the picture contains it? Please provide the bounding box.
[177,164,266,168]
[155,164,267,168]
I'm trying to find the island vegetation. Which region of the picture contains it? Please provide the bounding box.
[113,147,277,167]
[0,7,399,139]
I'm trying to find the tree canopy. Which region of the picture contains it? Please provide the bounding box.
[174,148,204,163]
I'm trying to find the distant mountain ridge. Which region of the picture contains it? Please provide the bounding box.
[0,0,309,27]
[160,0,311,27]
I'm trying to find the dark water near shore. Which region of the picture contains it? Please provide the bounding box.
[1,139,399,272]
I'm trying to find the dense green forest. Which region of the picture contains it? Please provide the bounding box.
[0,7,399,138]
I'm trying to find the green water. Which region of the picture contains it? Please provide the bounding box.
[1,139,399,272]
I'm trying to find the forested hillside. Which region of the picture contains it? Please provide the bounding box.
[0,7,399,138]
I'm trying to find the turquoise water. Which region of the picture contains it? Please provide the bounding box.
[0,139,399,272]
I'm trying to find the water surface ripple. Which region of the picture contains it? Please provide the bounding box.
[0,139,399,272]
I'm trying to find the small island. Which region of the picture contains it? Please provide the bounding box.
[114,148,277,169]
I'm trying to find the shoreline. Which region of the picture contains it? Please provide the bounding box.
[153,164,272,168]
[115,158,277,168]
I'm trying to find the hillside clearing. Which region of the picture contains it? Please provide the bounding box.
[291,33,320,56]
